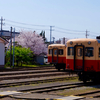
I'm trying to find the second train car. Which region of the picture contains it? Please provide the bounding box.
[48,44,66,71]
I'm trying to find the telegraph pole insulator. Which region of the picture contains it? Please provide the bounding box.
[86,30,89,38]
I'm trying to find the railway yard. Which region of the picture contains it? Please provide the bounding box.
[0,66,100,100]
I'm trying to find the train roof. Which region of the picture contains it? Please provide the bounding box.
[48,44,65,47]
[67,38,97,44]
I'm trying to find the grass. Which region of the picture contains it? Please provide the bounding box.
[57,84,99,96]
[22,64,52,67]
[5,63,53,68]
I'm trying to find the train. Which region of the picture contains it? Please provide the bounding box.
[48,44,66,71]
[48,38,100,83]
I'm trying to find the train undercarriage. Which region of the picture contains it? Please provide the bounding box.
[78,71,100,83]
[54,63,66,71]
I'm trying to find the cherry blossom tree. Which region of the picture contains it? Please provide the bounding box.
[15,31,47,55]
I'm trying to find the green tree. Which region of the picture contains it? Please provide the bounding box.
[6,46,33,66]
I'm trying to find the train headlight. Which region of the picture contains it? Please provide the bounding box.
[88,41,91,45]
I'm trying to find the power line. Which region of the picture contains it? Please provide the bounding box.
[55,26,85,32]
[90,32,100,35]
[4,18,100,39]
[6,19,50,27]
[6,19,87,33]
[55,30,85,35]
[6,23,50,30]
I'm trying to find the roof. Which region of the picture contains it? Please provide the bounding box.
[67,38,97,44]
[48,44,65,47]
[0,37,9,44]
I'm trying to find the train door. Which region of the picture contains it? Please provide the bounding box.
[52,48,58,63]
[74,45,84,71]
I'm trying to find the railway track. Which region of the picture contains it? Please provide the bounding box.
[0,66,55,72]
[1,67,100,99]
[17,82,100,100]
[0,75,77,89]
[0,67,77,88]
[19,82,85,93]
[0,71,75,80]
[1,67,100,100]
[0,69,58,76]
[75,88,100,99]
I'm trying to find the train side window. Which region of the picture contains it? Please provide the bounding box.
[85,47,94,57]
[99,48,100,57]
[68,47,74,56]
[49,49,52,54]
[59,49,63,55]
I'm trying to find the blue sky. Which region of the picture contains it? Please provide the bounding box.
[0,0,100,41]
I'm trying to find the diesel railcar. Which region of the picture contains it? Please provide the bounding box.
[48,44,66,71]
[66,38,100,82]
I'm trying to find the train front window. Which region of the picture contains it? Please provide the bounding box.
[49,49,52,54]
[85,47,94,57]
[59,49,63,55]
[77,48,82,57]
[68,47,74,56]
[54,49,57,55]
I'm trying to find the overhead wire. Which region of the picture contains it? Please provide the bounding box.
[55,26,85,32]
[5,19,50,27]
[55,30,85,35]
[6,23,50,31]
[6,19,87,33]
[5,19,100,38]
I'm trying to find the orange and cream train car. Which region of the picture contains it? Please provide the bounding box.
[48,44,66,71]
[66,38,100,82]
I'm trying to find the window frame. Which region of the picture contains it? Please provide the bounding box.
[85,47,94,57]
[67,47,74,56]
[49,49,52,55]
[99,48,100,57]
[77,48,82,57]
[58,49,63,55]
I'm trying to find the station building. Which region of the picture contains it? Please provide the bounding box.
[0,37,8,68]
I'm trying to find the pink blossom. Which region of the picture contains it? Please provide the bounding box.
[15,31,47,55]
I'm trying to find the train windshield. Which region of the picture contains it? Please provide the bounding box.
[58,49,63,55]
[77,48,83,57]
[54,49,57,55]
[85,47,94,57]
[49,49,52,54]
[68,47,74,56]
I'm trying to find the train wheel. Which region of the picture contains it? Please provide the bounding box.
[83,79,87,83]
[63,67,65,71]
[58,68,60,71]
[83,73,87,83]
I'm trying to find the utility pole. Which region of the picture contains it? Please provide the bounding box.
[86,30,89,38]
[63,37,65,44]
[0,17,5,36]
[10,27,13,68]
[52,37,55,43]
[13,28,15,68]
[0,17,5,31]
[50,26,54,44]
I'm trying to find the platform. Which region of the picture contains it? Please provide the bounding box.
[0,91,85,100]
